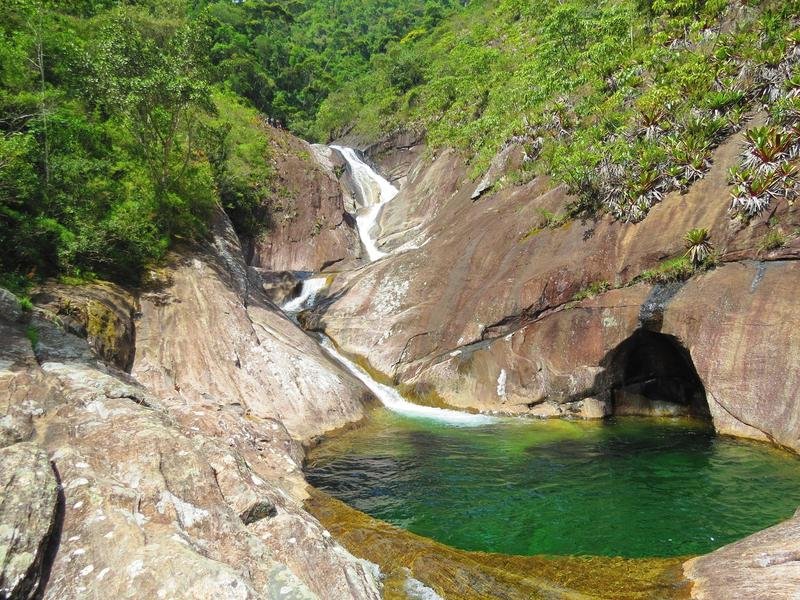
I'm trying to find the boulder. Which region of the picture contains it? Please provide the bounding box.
[132,210,373,443]
[31,281,137,371]
[0,442,59,600]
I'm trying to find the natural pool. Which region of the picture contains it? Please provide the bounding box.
[306,411,800,558]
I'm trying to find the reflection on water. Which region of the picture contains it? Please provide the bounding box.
[306,412,800,557]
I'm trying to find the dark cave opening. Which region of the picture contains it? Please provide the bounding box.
[604,329,709,418]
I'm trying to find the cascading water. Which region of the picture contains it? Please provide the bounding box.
[279,148,489,425]
[317,336,495,427]
[282,276,329,314]
[280,278,493,427]
[330,145,399,262]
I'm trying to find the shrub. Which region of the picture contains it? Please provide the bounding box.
[18,296,33,312]
[25,326,38,349]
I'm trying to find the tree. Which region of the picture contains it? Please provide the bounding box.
[88,7,214,234]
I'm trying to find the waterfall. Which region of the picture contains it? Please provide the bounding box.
[331,145,399,262]
[317,336,496,427]
[281,151,489,426]
[282,276,329,314]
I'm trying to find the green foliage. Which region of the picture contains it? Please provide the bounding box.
[635,256,695,284]
[684,227,713,266]
[316,0,800,221]
[0,0,291,285]
[18,296,33,312]
[199,0,462,136]
[202,91,275,237]
[572,280,612,301]
[25,325,38,348]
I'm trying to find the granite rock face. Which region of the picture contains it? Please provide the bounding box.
[132,209,373,443]
[246,127,359,273]
[303,120,800,453]
[0,208,382,598]
[0,442,59,600]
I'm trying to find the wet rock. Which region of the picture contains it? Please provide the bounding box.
[254,270,301,306]
[574,397,610,419]
[0,442,59,600]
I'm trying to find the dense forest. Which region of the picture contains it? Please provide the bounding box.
[316,0,800,223]
[2,0,799,289]
[0,0,461,288]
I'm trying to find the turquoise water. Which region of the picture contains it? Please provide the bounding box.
[305,412,800,557]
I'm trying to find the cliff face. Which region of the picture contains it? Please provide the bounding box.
[0,207,381,599]
[305,123,800,453]
[245,128,360,273]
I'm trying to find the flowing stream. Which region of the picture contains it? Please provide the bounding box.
[281,275,329,314]
[318,336,495,427]
[330,145,398,261]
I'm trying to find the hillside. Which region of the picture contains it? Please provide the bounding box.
[318,0,800,223]
[0,0,460,290]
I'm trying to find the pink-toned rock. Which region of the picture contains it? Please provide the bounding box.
[247,129,359,272]
[133,210,374,443]
[684,512,800,599]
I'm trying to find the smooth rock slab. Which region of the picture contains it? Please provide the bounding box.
[0,442,59,599]
[684,513,800,599]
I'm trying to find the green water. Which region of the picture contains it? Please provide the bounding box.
[305,412,800,557]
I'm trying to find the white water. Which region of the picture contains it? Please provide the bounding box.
[283,149,488,426]
[281,276,329,314]
[331,145,399,262]
[318,336,496,427]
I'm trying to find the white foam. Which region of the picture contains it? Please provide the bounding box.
[318,336,495,427]
[282,277,329,314]
[331,146,399,262]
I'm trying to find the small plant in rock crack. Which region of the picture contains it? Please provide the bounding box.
[759,228,788,253]
[684,228,713,267]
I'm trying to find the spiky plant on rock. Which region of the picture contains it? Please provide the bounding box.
[684,228,713,267]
